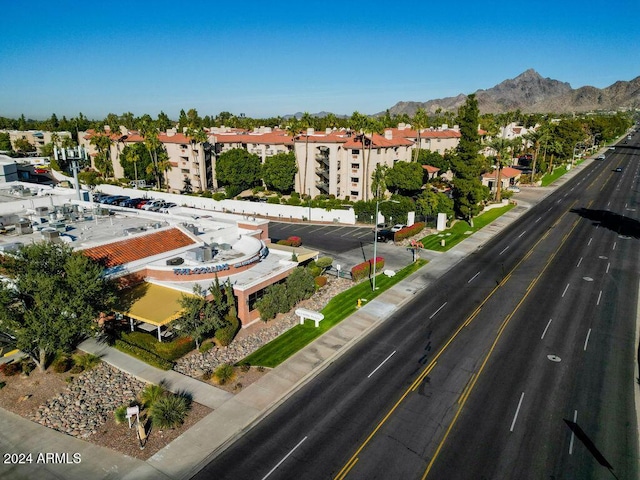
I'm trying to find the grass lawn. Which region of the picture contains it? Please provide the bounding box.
[241,259,427,368]
[541,165,571,186]
[419,204,515,252]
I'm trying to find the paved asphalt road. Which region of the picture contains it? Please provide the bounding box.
[193,135,639,480]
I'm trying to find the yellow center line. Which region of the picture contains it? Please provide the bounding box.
[422,210,582,479]
[335,200,579,480]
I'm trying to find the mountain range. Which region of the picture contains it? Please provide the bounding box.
[385,69,640,116]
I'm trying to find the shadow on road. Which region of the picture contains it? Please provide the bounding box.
[570,208,640,239]
[563,419,618,479]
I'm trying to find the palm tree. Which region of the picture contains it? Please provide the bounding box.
[412,108,429,162]
[300,112,313,194]
[488,136,518,202]
[141,125,161,188]
[363,117,383,201]
[123,147,141,185]
[89,130,114,178]
[523,127,550,184]
[186,127,208,191]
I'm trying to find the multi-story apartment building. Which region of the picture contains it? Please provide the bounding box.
[294,128,413,201]
[2,130,73,154]
[388,123,461,154]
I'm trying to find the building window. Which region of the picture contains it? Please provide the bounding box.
[352,149,360,154]
[351,163,359,169]
[350,191,358,197]
[337,161,341,170]
[351,177,359,183]
[337,187,341,197]
[181,169,190,174]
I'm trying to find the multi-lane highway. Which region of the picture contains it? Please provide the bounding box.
[193,135,639,480]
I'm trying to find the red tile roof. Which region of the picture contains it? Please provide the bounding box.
[212,131,293,146]
[482,166,522,179]
[82,228,196,268]
[422,165,440,173]
[390,127,461,140]
[343,133,413,149]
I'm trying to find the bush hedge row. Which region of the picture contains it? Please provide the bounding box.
[119,331,194,361]
[351,256,385,282]
[114,339,174,370]
[394,222,426,242]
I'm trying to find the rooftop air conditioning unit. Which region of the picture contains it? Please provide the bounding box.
[166,257,184,266]
[15,219,33,235]
[0,242,23,252]
[41,229,59,241]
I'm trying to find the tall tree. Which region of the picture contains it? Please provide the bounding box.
[262,152,297,193]
[300,112,313,194]
[0,242,117,372]
[89,130,114,178]
[371,164,389,200]
[175,284,226,349]
[488,135,518,202]
[412,108,430,162]
[216,148,261,196]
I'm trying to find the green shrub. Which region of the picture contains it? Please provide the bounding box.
[20,360,35,375]
[267,196,280,204]
[72,353,101,371]
[140,383,166,408]
[215,315,239,347]
[52,355,72,373]
[315,256,333,271]
[0,381,6,389]
[154,337,195,361]
[69,365,83,374]
[314,276,328,288]
[114,405,128,424]
[150,395,190,429]
[214,364,235,385]
[199,341,215,353]
[202,369,212,381]
[113,340,174,370]
[212,192,226,201]
[252,186,265,193]
[287,197,302,206]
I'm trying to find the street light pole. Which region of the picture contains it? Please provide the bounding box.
[372,199,399,292]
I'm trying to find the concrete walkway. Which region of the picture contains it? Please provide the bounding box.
[0,158,598,480]
[78,338,233,410]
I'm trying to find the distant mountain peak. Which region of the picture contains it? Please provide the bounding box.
[384,70,639,115]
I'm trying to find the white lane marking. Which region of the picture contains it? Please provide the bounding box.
[607,201,611,207]
[569,410,577,455]
[429,302,447,319]
[576,257,583,268]
[541,319,553,340]
[367,351,397,378]
[510,392,525,432]
[535,217,541,223]
[518,230,527,239]
[588,238,593,246]
[597,291,602,306]
[467,272,481,283]
[562,284,570,298]
[606,262,610,274]
[612,241,617,251]
[499,246,510,256]
[261,436,308,480]
[584,329,592,351]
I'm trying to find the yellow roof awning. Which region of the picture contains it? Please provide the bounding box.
[116,283,194,327]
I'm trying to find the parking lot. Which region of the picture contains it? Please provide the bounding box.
[268,221,421,272]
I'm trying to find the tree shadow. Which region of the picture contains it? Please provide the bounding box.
[570,208,640,239]
[563,419,618,479]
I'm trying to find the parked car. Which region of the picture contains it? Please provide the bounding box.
[34,168,49,174]
[142,200,166,211]
[376,229,394,242]
[614,167,623,172]
[135,199,150,209]
[507,186,521,193]
[390,224,406,233]
[159,202,177,213]
[113,196,131,206]
[121,198,144,208]
[102,195,128,205]
[92,193,110,202]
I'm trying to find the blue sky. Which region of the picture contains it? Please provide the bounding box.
[1,0,638,120]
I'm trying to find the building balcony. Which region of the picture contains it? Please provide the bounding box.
[315,168,329,179]
[315,154,330,167]
[316,181,329,192]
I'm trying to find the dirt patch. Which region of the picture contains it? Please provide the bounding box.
[89,402,211,460]
[0,361,211,460]
[0,367,68,417]
[206,366,268,394]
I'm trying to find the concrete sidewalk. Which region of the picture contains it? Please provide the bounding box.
[78,338,233,410]
[0,159,595,480]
